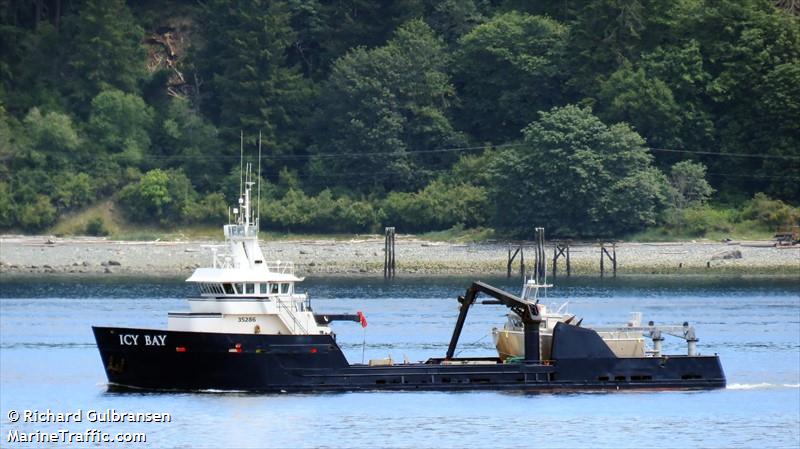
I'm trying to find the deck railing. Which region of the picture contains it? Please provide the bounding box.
[276,297,307,334]
[264,261,294,275]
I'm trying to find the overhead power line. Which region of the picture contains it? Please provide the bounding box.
[647,147,800,161]
[14,142,799,162]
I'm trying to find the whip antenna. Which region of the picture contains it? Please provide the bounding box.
[239,130,244,199]
[257,131,262,231]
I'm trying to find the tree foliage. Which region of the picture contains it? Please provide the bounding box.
[311,19,465,192]
[87,90,154,166]
[18,108,81,169]
[62,0,146,110]
[0,0,797,236]
[153,98,222,191]
[488,105,670,236]
[455,12,567,142]
[669,161,714,209]
[196,0,312,158]
[118,168,195,225]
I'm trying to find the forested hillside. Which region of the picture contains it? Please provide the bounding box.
[1,0,798,238]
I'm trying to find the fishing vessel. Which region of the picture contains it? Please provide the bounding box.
[92,167,726,392]
[492,279,648,360]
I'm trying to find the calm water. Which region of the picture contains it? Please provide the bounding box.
[1,276,798,448]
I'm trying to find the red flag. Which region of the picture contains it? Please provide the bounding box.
[357,311,367,328]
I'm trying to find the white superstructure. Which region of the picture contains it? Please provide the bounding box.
[168,163,331,336]
[492,277,648,359]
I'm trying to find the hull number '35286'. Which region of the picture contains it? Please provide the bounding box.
[118,334,167,346]
[238,316,256,323]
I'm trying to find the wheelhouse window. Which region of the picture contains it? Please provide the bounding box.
[259,283,267,294]
[270,283,279,294]
[235,283,244,294]
[223,283,234,295]
[280,283,290,294]
[245,283,255,294]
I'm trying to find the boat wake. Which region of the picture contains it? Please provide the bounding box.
[727,382,800,390]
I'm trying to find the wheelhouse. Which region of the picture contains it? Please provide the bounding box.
[196,282,294,297]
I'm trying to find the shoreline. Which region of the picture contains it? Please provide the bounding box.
[1,235,798,279]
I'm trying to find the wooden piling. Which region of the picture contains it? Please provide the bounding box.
[507,245,523,278]
[384,227,396,278]
[612,243,617,276]
[534,227,545,281]
[600,242,617,278]
[566,243,571,276]
[552,240,571,278]
[600,243,604,278]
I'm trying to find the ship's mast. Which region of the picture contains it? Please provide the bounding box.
[243,163,255,228]
[257,131,262,231]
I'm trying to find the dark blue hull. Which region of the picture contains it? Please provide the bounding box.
[92,326,726,392]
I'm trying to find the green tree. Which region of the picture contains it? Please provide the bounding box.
[286,0,426,79]
[596,62,683,152]
[668,161,714,209]
[488,105,669,236]
[52,172,94,210]
[673,0,800,200]
[121,169,171,219]
[567,0,644,94]
[0,104,15,182]
[17,107,81,170]
[153,98,222,191]
[118,168,199,225]
[740,193,800,229]
[454,12,567,142]
[381,179,489,232]
[16,194,56,230]
[639,41,715,159]
[0,181,15,227]
[753,62,800,199]
[23,108,80,153]
[1,22,68,115]
[62,0,146,110]
[196,0,312,160]
[87,90,154,167]
[424,0,484,46]
[311,19,465,192]
[184,192,229,224]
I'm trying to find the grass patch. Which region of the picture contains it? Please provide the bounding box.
[626,200,797,242]
[418,226,496,243]
[49,200,218,240]
[48,201,383,241]
[258,231,378,241]
[50,200,123,237]
[627,223,776,242]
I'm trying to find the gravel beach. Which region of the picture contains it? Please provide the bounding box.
[1,234,797,278]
